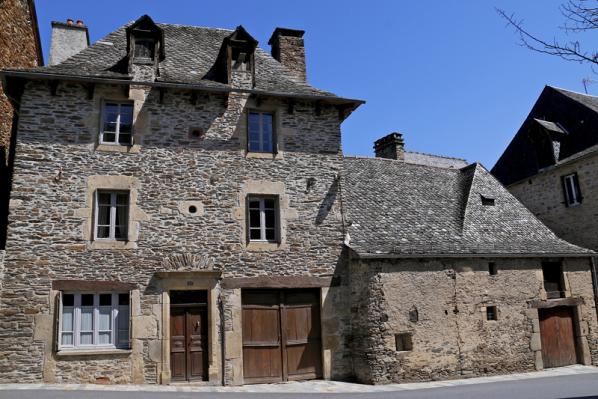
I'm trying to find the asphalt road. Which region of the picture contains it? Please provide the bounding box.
[1,372,598,399]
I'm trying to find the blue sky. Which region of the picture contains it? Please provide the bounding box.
[35,0,596,167]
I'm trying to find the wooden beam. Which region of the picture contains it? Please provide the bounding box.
[49,80,58,96]
[528,297,584,309]
[315,101,322,116]
[86,83,95,100]
[221,276,333,289]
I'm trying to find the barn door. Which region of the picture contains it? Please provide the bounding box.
[170,305,208,381]
[539,306,578,368]
[242,289,322,384]
[241,291,284,384]
[284,290,322,381]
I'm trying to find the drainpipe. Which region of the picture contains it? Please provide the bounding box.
[590,257,598,319]
[218,284,226,386]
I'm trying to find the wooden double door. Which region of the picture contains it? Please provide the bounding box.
[539,306,579,368]
[242,289,322,384]
[170,305,208,382]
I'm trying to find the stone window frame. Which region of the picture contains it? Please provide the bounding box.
[99,100,135,146]
[74,175,149,250]
[246,195,280,243]
[238,98,288,160]
[91,86,143,154]
[233,180,297,251]
[93,190,130,241]
[246,110,276,154]
[57,291,130,351]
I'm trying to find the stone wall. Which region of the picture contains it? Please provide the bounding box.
[508,153,598,251]
[0,79,349,383]
[0,0,41,161]
[0,0,42,249]
[349,256,598,384]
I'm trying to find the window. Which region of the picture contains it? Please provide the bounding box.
[488,262,497,275]
[562,173,582,206]
[134,38,155,59]
[395,333,413,352]
[247,196,278,242]
[94,191,129,241]
[248,112,274,153]
[486,306,497,321]
[542,262,565,299]
[59,292,130,350]
[100,102,133,145]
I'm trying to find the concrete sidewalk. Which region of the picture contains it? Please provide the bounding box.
[0,365,596,394]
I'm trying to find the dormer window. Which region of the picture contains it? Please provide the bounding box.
[481,195,495,206]
[134,38,155,60]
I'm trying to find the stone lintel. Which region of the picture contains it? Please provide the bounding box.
[52,279,137,291]
[155,271,222,280]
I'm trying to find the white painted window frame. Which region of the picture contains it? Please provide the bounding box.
[58,292,130,350]
[563,173,581,206]
[247,196,278,243]
[99,101,134,146]
[247,111,275,153]
[93,190,129,241]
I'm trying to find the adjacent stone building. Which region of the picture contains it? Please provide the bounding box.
[0,15,596,386]
[0,0,43,249]
[493,86,598,255]
[343,134,598,383]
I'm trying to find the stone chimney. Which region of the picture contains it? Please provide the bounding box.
[49,20,89,66]
[268,27,306,82]
[374,132,405,160]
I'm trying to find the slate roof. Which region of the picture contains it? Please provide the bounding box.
[552,86,598,114]
[403,151,468,169]
[5,20,350,100]
[342,156,592,257]
[492,85,598,185]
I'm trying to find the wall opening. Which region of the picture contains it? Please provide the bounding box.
[395,333,413,352]
[486,306,497,321]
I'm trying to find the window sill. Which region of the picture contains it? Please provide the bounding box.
[96,144,141,154]
[246,241,288,252]
[245,151,283,160]
[56,348,132,357]
[90,240,137,250]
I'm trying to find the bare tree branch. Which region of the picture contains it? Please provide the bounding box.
[560,0,598,32]
[496,6,598,67]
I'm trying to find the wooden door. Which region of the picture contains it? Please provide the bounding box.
[242,289,322,384]
[283,290,322,381]
[242,291,284,384]
[539,306,578,368]
[170,306,208,381]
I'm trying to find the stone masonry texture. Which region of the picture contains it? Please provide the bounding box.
[0,0,41,161]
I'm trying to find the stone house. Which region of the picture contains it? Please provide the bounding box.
[492,86,598,257]
[0,15,596,386]
[0,0,44,249]
[343,133,598,383]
